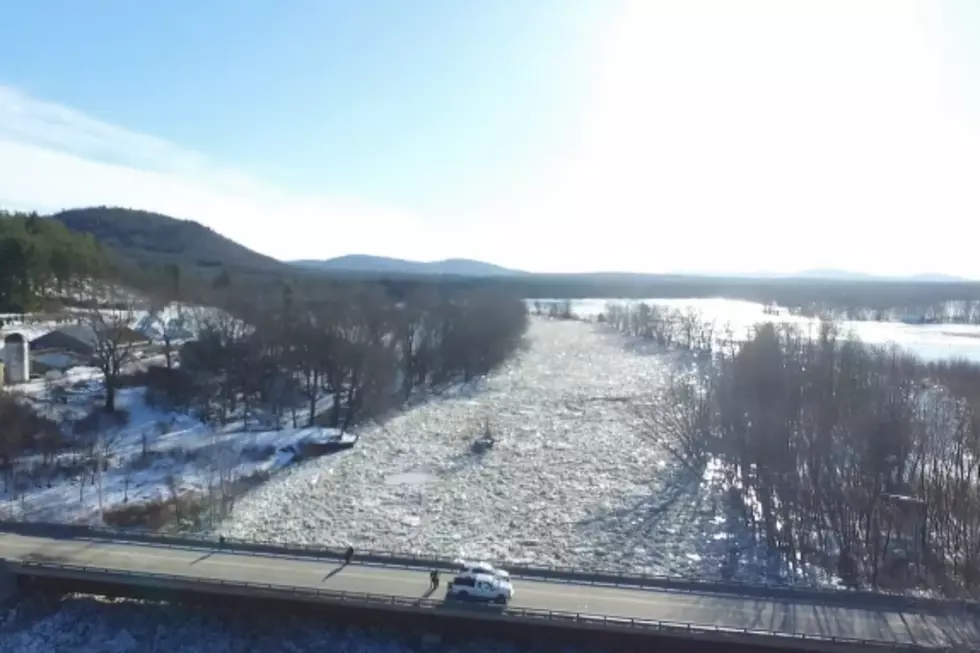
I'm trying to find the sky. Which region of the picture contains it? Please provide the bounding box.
[1,0,980,277]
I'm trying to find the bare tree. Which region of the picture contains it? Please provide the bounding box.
[122,466,132,504]
[79,284,142,412]
[147,298,184,371]
[205,429,220,527]
[94,421,122,522]
[180,308,251,426]
[74,466,87,505]
[636,368,715,474]
[604,302,980,592]
[165,470,181,521]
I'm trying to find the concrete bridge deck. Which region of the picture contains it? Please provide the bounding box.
[0,531,976,650]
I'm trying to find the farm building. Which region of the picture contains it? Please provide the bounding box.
[31,351,90,375]
[30,324,149,358]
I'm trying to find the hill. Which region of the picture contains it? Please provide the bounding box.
[292,254,524,277]
[52,207,287,275]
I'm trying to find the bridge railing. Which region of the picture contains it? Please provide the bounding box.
[2,519,977,616]
[13,559,931,651]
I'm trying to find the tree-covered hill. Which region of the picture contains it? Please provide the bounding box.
[52,207,287,275]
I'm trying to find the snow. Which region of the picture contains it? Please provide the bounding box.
[0,319,64,344]
[0,299,343,528]
[220,318,759,579]
[8,366,104,395]
[0,595,593,653]
[554,297,980,363]
[0,384,343,526]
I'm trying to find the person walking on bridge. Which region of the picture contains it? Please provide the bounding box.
[343,545,354,565]
[429,569,440,591]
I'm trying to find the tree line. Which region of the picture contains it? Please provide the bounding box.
[138,282,528,433]
[0,211,110,313]
[405,272,980,306]
[605,302,980,598]
[779,299,980,325]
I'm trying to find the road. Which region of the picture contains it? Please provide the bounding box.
[0,532,975,648]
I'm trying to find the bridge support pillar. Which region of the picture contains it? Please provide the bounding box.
[0,560,18,606]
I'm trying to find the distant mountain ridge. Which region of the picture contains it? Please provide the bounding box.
[298,255,970,283]
[291,254,525,277]
[672,268,970,283]
[748,269,969,283]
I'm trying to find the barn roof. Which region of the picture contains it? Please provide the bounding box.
[31,323,147,349]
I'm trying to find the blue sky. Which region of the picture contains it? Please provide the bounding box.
[2,1,980,276]
[2,1,603,211]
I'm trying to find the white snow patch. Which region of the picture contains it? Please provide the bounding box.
[0,383,342,525]
[549,297,980,363]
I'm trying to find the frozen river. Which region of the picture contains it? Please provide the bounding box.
[220,318,744,578]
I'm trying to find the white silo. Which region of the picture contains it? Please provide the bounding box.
[3,333,30,384]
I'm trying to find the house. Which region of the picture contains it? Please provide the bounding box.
[30,324,150,359]
[134,313,195,342]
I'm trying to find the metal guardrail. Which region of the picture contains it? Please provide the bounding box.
[2,520,976,616]
[13,559,938,651]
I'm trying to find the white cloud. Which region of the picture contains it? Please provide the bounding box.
[0,85,440,262]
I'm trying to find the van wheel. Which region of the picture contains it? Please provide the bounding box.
[494,595,506,605]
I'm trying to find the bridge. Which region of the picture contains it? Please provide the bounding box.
[0,525,977,652]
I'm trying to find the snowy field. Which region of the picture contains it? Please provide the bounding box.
[557,297,980,363]
[0,300,308,525]
[1,378,345,526]
[0,595,589,653]
[219,318,783,582]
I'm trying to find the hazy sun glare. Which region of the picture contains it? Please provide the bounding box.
[488,0,980,275]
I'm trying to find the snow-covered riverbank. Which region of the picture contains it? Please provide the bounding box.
[1,379,343,527]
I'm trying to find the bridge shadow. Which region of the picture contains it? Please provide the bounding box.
[689,592,976,649]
